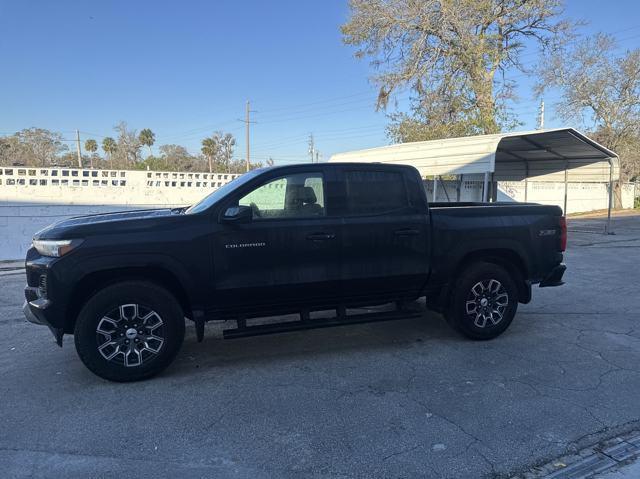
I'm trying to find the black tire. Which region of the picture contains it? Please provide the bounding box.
[74,281,185,382]
[445,262,518,340]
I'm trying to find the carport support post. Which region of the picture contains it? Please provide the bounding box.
[524,161,529,202]
[606,158,614,235]
[433,176,438,202]
[563,165,568,215]
[482,171,490,202]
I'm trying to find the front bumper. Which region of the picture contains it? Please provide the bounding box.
[23,287,64,346]
[540,263,566,287]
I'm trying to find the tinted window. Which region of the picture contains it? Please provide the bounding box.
[345,170,407,215]
[239,172,325,219]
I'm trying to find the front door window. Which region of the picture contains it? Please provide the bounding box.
[239,172,325,219]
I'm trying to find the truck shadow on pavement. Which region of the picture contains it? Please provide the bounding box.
[163,309,465,380]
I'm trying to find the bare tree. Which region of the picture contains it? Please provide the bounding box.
[538,33,640,182]
[0,136,23,166]
[12,128,68,166]
[113,122,141,167]
[217,132,236,173]
[342,0,573,140]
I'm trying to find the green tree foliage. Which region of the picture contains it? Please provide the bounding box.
[201,136,218,173]
[84,138,99,168]
[84,139,98,154]
[538,33,640,182]
[200,131,237,173]
[101,137,117,169]
[138,128,156,157]
[158,144,196,171]
[342,0,573,142]
[0,126,254,173]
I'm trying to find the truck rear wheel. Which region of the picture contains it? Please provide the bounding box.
[446,262,518,340]
[74,281,185,382]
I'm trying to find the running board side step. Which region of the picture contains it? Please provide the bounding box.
[222,307,422,340]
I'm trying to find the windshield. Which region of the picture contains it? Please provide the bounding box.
[185,169,264,215]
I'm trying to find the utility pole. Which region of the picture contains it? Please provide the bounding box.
[308,134,315,163]
[75,129,83,168]
[245,101,250,172]
[537,99,545,130]
[315,151,320,163]
[240,100,256,172]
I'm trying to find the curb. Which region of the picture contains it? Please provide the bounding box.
[516,431,640,479]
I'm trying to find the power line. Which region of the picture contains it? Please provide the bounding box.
[256,90,376,114]
[256,95,381,121]
[156,120,239,142]
[251,123,387,150]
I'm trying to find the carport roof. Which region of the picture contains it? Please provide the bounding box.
[329,128,619,182]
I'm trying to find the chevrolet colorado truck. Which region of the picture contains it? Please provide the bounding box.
[23,163,566,381]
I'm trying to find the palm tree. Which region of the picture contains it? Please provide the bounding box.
[84,139,98,168]
[102,137,117,169]
[138,128,155,157]
[201,136,218,173]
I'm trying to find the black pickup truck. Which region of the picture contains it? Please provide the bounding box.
[23,163,566,381]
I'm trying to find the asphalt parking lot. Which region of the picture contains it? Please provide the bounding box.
[1,213,639,479]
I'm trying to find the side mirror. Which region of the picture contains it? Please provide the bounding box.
[221,205,252,223]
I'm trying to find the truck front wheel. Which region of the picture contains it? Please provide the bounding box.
[74,281,185,382]
[446,262,518,340]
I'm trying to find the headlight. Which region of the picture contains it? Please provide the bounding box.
[32,239,84,257]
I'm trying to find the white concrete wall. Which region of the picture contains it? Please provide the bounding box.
[498,181,635,214]
[0,167,239,260]
[0,166,239,206]
[423,178,635,214]
[424,179,484,202]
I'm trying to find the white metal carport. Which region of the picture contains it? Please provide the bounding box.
[330,128,619,233]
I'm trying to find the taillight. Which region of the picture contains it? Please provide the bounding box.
[559,216,567,251]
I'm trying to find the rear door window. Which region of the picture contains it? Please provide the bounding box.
[344,170,408,215]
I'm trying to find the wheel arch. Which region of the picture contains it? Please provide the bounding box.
[444,248,531,309]
[64,266,192,334]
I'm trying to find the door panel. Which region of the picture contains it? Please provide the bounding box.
[338,168,430,302]
[211,170,341,314]
[341,213,428,300]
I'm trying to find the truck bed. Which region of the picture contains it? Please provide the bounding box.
[427,201,563,288]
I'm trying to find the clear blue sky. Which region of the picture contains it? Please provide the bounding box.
[1,0,639,164]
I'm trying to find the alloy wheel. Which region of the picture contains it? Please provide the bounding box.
[95,304,165,367]
[465,279,509,328]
